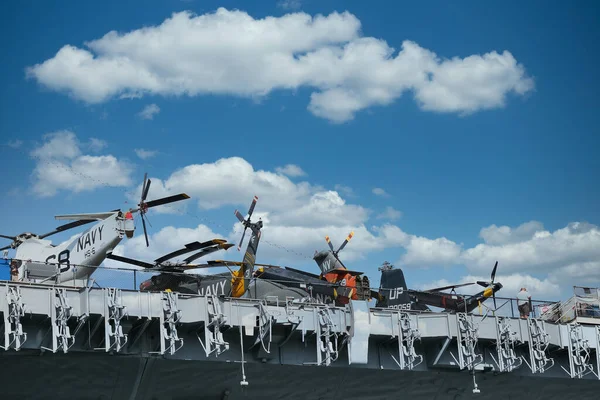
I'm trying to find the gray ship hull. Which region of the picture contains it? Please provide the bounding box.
[0,353,598,400]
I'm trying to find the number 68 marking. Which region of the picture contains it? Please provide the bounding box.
[45,249,71,273]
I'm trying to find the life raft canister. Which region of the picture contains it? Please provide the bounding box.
[124,210,135,238]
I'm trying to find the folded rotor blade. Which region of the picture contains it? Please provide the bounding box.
[284,266,322,279]
[207,260,244,267]
[39,219,97,239]
[153,263,212,272]
[106,252,155,269]
[183,243,234,263]
[154,239,229,264]
[476,280,489,288]
[143,193,190,209]
[426,282,475,293]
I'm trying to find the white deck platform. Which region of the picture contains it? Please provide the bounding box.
[1,280,600,399]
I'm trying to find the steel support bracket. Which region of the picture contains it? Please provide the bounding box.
[96,288,128,353]
[450,313,483,370]
[41,288,75,354]
[153,290,183,356]
[490,316,522,373]
[1,285,28,351]
[561,322,597,379]
[522,318,554,374]
[390,312,423,370]
[197,295,229,357]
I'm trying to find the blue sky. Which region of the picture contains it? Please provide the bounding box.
[1,0,598,300]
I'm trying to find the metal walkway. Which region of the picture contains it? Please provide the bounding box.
[1,280,600,399]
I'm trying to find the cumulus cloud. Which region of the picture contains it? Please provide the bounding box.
[376,206,402,221]
[25,8,533,123]
[134,148,158,159]
[7,139,23,148]
[137,104,160,120]
[410,220,600,298]
[277,0,302,10]
[334,184,354,198]
[88,138,107,152]
[93,155,596,301]
[29,130,134,197]
[479,221,544,245]
[275,164,306,177]
[462,222,600,275]
[123,157,468,269]
[372,187,389,197]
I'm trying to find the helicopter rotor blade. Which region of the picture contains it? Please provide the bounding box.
[0,235,17,240]
[38,219,97,239]
[142,193,190,209]
[106,252,155,269]
[325,236,335,252]
[491,261,498,283]
[141,173,151,202]
[247,195,258,219]
[425,282,476,293]
[140,214,149,247]
[234,210,246,224]
[183,243,234,263]
[237,227,247,251]
[336,231,354,253]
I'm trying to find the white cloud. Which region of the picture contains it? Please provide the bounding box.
[26,8,533,123]
[102,156,597,300]
[88,138,107,152]
[479,221,544,245]
[372,187,389,197]
[275,164,306,177]
[135,148,158,160]
[334,184,354,197]
[461,222,600,276]
[7,140,23,148]
[401,236,462,267]
[29,130,134,197]
[376,206,402,221]
[137,104,160,120]
[277,0,302,10]
[408,220,600,296]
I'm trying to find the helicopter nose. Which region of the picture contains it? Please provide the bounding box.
[139,279,151,291]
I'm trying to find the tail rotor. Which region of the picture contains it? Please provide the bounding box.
[476,261,500,308]
[138,173,151,247]
[324,231,354,269]
[234,196,260,251]
[133,172,190,247]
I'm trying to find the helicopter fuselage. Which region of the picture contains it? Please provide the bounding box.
[15,212,133,284]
